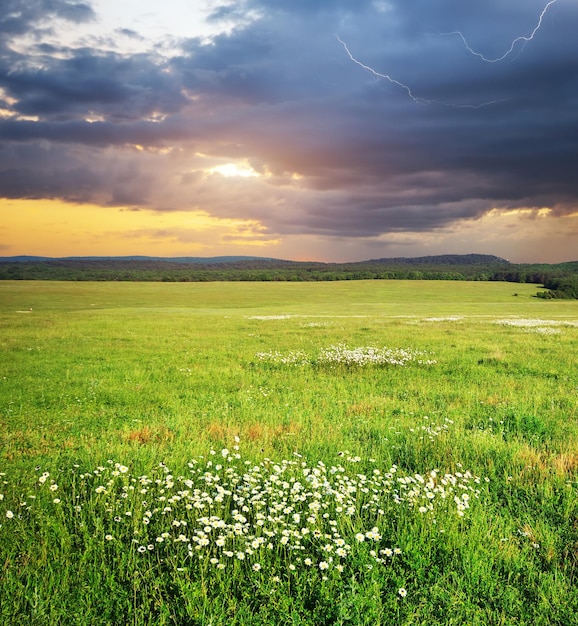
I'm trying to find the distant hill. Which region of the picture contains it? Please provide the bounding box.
[0,256,51,263]
[0,253,511,266]
[360,254,509,266]
[0,254,577,298]
[0,255,283,264]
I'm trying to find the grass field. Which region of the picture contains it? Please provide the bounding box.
[1,280,577,625]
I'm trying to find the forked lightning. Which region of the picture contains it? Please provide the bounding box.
[444,0,559,63]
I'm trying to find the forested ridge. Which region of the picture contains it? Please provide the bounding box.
[1,254,577,298]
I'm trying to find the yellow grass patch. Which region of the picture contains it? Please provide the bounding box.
[347,398,390,416]
[122,425,174,445]
[244,421,301,443]
[514,444,578,479]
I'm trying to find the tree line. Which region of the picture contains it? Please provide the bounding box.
[1,257,577,298]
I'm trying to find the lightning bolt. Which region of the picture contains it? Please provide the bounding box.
[336,35,503,108]
[444,0,558,63]
[336,35,428,104]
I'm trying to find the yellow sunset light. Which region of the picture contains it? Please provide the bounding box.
[487,206,552,218]
[208,163,261,178]
[0,198,279,257]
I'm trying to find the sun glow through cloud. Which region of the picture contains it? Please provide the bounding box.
[207,163,262,178]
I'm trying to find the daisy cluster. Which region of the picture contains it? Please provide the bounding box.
[526,327,561,335]
[1,447,483,580]
[256,344,436,368]
[493,318,577,334]
[409,417,454,442]
[254,350,309,366]
[247,315,293,320]
[317,345,436,367]
[421,316,464,323]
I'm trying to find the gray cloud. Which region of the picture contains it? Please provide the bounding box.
[0,0,94,37]
[0,48,189,121]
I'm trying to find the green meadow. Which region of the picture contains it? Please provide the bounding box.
[1,280,577,625]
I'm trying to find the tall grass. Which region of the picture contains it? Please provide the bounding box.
[1,280,577,624]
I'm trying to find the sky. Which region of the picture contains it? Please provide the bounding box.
[1,0,577,263]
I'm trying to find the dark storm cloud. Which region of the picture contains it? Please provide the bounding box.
[1,0,578,241]
[0,48,188,121]
[0,0,94,37]
[0,141,161,206]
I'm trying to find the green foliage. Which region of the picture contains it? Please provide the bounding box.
[1,254,578,298]
[536,276,578,299]
[0,254,563,283]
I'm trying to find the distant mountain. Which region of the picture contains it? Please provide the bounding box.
[0,253,509,265]
[358,254,509,266]
[0,256,52,263]
[0,255,284,264]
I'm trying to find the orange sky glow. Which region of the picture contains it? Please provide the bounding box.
[3,197,577,263]
[1,198,280,257]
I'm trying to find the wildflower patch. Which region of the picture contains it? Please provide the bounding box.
[256,344,436,368]
[247,315,293,320]
[493,318,578,334]
[1,447,484,589]
[421,316,464,323]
